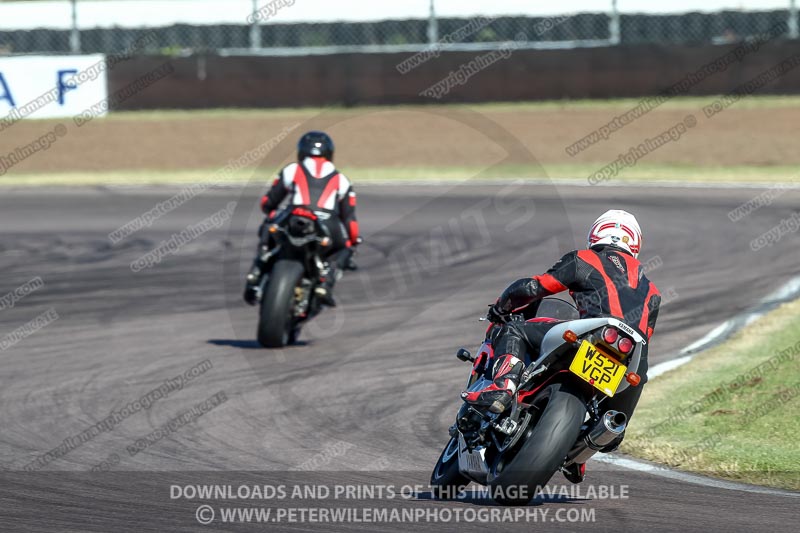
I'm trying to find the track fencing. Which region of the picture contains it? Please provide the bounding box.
[1,1,800,55]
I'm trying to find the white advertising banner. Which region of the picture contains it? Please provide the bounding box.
[0,55,108,123]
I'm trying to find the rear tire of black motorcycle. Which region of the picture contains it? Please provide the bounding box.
[430,437,470,500]
[257,260,304,348]
[488,382,587,505]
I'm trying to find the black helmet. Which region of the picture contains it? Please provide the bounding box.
[297,131,334,161]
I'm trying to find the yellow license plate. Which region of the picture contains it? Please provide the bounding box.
[569,340,627,397]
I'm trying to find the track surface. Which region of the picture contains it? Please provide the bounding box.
[0,182,798,532]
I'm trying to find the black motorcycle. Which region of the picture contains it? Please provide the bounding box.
[431,298,645,505]
[249,207,337,347]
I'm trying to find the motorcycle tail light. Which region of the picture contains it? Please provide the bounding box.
[602,327,619,344]
[618,337,634,354]
[291,207,318,220]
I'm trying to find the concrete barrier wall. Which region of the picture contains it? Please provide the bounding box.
[108,41,800,109]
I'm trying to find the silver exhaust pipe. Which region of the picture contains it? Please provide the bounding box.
[566,410,627,465]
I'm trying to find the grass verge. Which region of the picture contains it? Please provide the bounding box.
[622,299,800,491]
[46,95,800,121]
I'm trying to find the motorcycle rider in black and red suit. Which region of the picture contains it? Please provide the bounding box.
[464,210,661,483]
[243,131,360,307]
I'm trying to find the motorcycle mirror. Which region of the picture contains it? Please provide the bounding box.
[456,348,474,363]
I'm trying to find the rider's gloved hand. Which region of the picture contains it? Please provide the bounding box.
[486,303,510,324]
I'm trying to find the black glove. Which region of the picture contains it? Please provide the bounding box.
[344,237,363,271]
[486,303,510,324]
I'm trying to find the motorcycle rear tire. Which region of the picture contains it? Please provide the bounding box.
[487,382,587,505]
[257,260,304,348]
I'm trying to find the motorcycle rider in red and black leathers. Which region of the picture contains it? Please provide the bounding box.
[463,210,660,483]
[243,131,359,307]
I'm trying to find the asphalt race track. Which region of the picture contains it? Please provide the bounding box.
[1,182,798,532]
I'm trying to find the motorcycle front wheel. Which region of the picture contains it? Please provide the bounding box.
[430,437,470,500]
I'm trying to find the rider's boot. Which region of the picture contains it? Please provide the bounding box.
[562,462,586,484]
[243,262,263,305]
[314,262,338,307]
[341,247,358,271]
[461,355,524,415]
[243,243,270,305]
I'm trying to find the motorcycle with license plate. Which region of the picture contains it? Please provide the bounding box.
[430,298,644,505]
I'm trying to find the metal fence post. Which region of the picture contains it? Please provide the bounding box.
[790,0,799,39]
[609,0,621,45]
[250,0,262,50]
[69,0,81,53]
[427,0,438,44]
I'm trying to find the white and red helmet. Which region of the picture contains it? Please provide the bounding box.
[587,210,642,258]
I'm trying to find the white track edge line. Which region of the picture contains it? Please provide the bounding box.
[591,454,800,498]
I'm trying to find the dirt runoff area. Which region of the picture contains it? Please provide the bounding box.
[0,101,798,178]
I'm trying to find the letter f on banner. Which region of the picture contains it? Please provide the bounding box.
[57,69,78,105]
